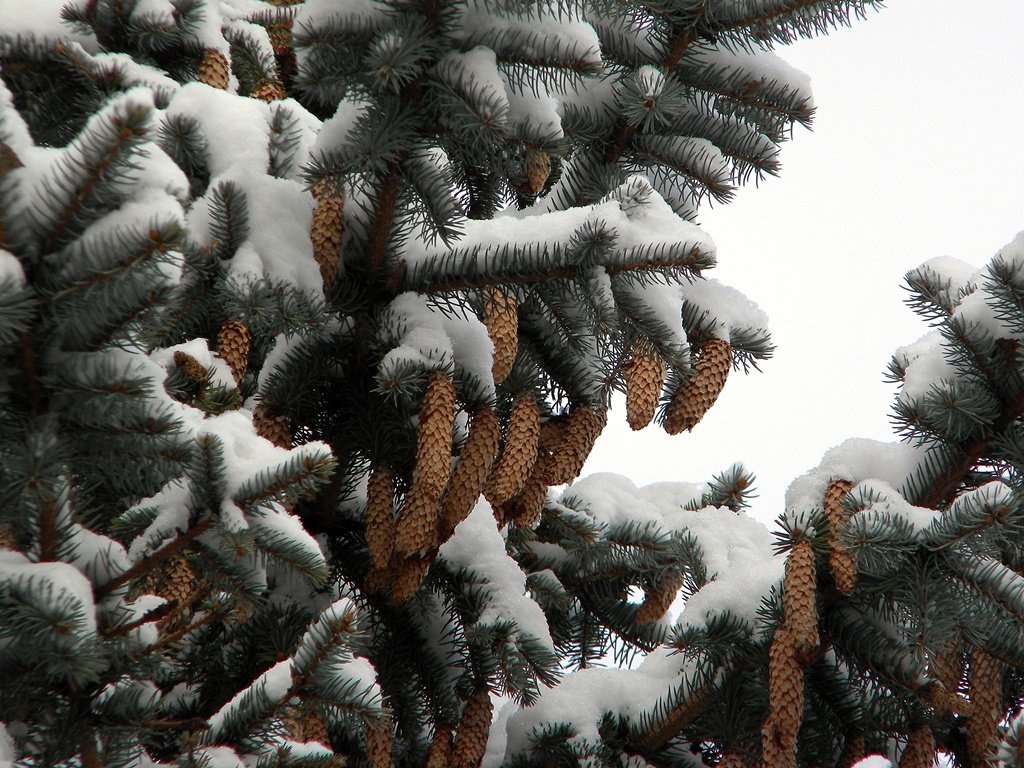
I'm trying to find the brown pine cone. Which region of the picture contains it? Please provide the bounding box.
[440,407,501,540]
[930,646,963,703]
[266,21,293,55]
[486,396,541,504]
[0,524,15,550]
[413,373,457,498]
[663,338,732,434]
[898,725,935,768]
[424,726,453,768]
[391,556,430,604]
[837,734,865,768]
[159,552,196,609]
[483,288,518,385]
[524,149,551,195]
[366,466,396,571]
[782,540,818,662]
[251,80,287,102]
[542,405,606,485]
[508,453,549,529]
[253,403,291,448]
[761,627,804,768]
[217,320,250,385]
[302,707,331,747]
[365,719,393,768]
[637,568,686,625]
[452,687,493,768]
[173,350,210,386]
[967,649,1005,766]
[395,484,441,558]
[824,479,857,595]
[198,49,230,89]
[310,180,344,289]
[625,341,667,431]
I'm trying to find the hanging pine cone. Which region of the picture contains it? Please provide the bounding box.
[217,319,250,385]
[717,753,748,768]
[761,628,803,768]
[452,687,493,768]
[366,466,396,571]
[267,21,293,55]
[0,524,16,550]
[365,719,393,768]
[440,407,501,540]
[837,734,865,768]
[198,48,230,89]
[898,725,935,768]
[424,726,453,768]
[395,484,441,558]
[543,405,607,485]
[508,453,549,529]
[637,568,686,625]
[391,555,430,604]
[311,179,345,289]
[524,148,551,195]
[823,479,857,595]
[253,403,291,448]
[625,340,667,431]
[486,396,541,504]
[483,288,518,385]
[173,350,210,386]
[251,80,287,102]
[663,338,732,435]
[782,540,819,663]
[413,373,457,498]
[967,649,1005,766]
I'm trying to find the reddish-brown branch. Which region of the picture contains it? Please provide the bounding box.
[368,170,402,281]
[95,519,213,599]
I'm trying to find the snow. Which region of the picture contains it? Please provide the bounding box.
[150,338,236,391]
[893,331,954,403]
[166,84,270,177]
[192,747,244,768]
[0,251,24,286]
[436,48,510,128]
[503,78,562,140]
[0,0,98,48]
[207,659,294,739]
[0,722,14,762]
[0,77,35,158]
[68,524,131,590]
[688,42,813,109]
[849,479,938,536]
[310,98,371,157]
[121,594,168,648]
[851,758,893,768]
[440,500,554,651]
[678,277,770,345]
[0,551,97,635]
[294,0,391,54]
[785,438,926,521]
[251,504,328,575]
[130,0,176,26]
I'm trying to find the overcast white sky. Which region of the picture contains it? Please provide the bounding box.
[585,0,1024,524]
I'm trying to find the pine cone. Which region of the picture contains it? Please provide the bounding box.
[824,479,857,595]
[967,649,1004,766]
[365,719,393,768]
[0,524,16,550]
[637,568,686,625]
[898,725,935,768]
[762,628,804,768]
[424,726,453,768]
[524,149,551,195]
[159,553,195,610]
[543,405,607,485]
[217,320,250,385]
[395,484,441,558]
[663,338,732,434]
[486,396,541,504]
[391,556,430,604]
[266,21,293,56]
[452,687,493,768]
[837,734,865,768]
[782,540,818,662]
[931,646,962,700]
[198,49,230,89]
[251,80,286,102]
[173,350,210,386]
[413,373,457,498]
[483,288,518,385]
[508,453,549,529]
[253,403,291,448]
[440,408,501,540]
[625,341,667,431]
[366,466,396,571]
[717,753,747,768]
[302,706,331,747]
[310,180,344,289]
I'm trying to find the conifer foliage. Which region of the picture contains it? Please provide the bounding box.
[0,0,951,766]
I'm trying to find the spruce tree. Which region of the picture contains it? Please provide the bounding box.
[0,0,908,767]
